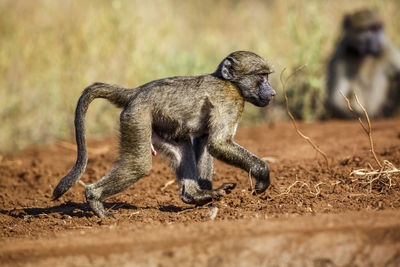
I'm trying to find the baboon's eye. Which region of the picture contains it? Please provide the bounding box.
[258,73,268,79]
[369,24,382,32]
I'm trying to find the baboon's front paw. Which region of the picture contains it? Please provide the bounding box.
[254,179,270,194]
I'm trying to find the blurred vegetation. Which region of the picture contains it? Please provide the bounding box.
[0,0,399,152]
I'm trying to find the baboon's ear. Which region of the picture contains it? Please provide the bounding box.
[221,58,235,81]
[343,14,351,31]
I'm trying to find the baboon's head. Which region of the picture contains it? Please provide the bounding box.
[215,51,276,107]
[343,9,385,56]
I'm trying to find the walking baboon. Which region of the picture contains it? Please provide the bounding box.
[326,8,400,118]
[53,51,276,217]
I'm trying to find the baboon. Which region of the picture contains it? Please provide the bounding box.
[53,51,276,218]
[326,8,400,118]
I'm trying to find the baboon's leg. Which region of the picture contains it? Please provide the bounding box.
[152,134,198,189]
[85,107,152,218]
[193,135,213,190]
[172,138,236,205]
[153,135,234,205]
[208,137,270,194]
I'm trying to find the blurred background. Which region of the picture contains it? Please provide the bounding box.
[0,0,399,152]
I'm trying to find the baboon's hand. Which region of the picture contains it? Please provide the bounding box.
[254,179,270,194]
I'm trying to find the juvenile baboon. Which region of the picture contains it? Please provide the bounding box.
[53,51,276,217]
[326,8,400,118]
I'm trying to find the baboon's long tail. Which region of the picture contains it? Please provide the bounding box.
[52,82,135,200]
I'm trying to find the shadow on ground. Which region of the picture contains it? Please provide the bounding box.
[1,202,138,218]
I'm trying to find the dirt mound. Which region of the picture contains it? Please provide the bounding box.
[1,118,400,265]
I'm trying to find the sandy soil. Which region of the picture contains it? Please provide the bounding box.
[1,118,400,266]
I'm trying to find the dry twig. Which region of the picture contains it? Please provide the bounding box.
[57,141,110,156]
[278,177,306,196]
[339,90,382,168]
[261,157,277,163]
[128,211,140,219]
[160,179,175,192]
[248,169,255,194]
[339,91,400,192]
[280,67,330,170]
[278,179,325,197]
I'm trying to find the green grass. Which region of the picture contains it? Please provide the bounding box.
[1,0,399,152]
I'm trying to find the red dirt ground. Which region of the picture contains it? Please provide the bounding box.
[1,118,400,266]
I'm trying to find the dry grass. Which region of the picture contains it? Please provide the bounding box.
[277,179,327,197]
[339,91,400,192]
[1,0,399,152]
[350,160,400,193]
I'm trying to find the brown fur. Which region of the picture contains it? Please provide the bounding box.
[53,51,276,217]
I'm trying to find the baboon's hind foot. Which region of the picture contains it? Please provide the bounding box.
[87,198,116,218]
[181,182,236,206]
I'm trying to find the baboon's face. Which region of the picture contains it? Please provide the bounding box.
[344,10,385,56]
[217,51,276,107]
[347,24,384,56]
[235,72,276,107]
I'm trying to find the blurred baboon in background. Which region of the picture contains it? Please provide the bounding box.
[326,8,400,118]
